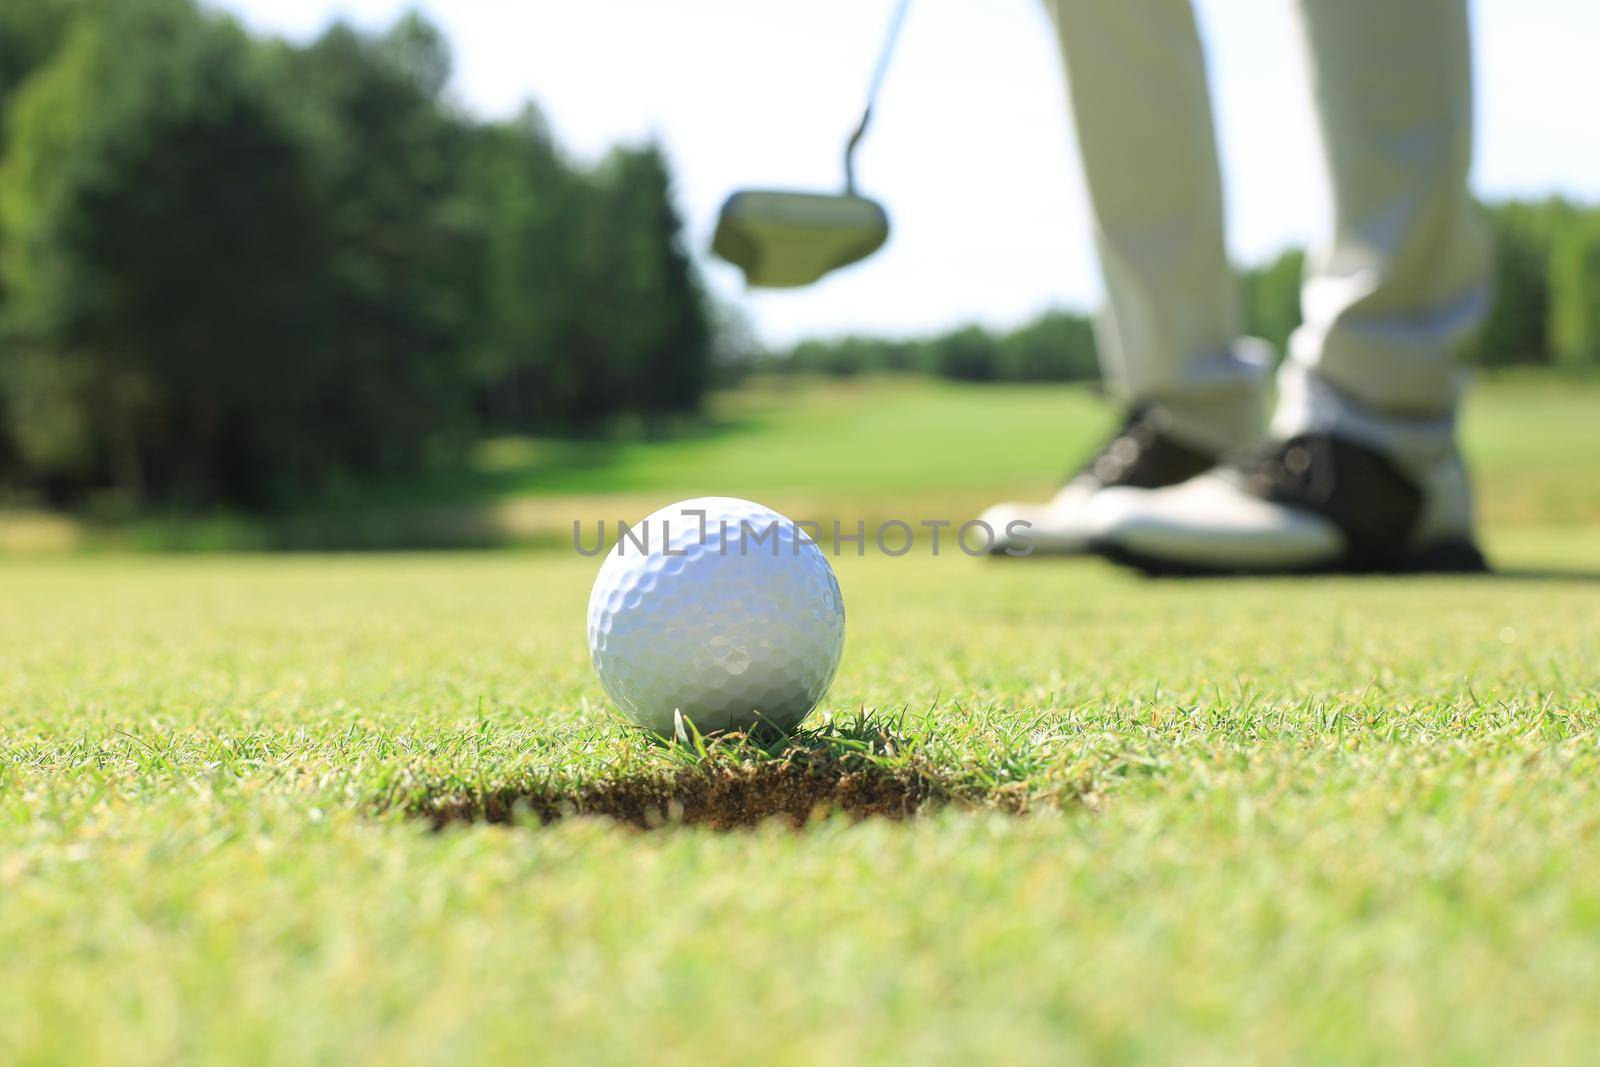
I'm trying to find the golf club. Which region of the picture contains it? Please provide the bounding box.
[711,0,912,288]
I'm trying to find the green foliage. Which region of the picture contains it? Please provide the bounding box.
[778,336,915,378]
[1000,309,1099,381]
[0,0,76,120]
[268,16,479,496]
[0,0,81,479]
[458,127,713,431]
[458,108,584,427]
[924,324,1002,382]
[0,0,714,509]
[1462,199,1575,366]
[1549,214,1600,368]
[574,145,712,424]
[0,0,334,504]
[767,311,1099,384]
[1238,247,1303,358]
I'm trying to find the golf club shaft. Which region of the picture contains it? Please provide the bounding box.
[844,0,913,194]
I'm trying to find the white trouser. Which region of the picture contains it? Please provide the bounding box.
[1046,0,1490,470]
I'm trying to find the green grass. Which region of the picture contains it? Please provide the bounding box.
[19,373,1592,550]
[421,372,1600,507]
[3,377,1600,1064]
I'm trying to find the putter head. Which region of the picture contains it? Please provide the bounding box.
[711,189,890,288]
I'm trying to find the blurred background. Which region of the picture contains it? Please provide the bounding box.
[0,0,1596,551]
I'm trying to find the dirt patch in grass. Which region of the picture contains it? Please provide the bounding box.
[406,748,1029,832]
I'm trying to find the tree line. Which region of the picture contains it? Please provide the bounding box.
[755,312,1100,383]
[0,0,714,509]
[762,198,1600,382]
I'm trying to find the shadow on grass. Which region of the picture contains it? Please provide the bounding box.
[345,411,765,509]
[87,411,770,552]
[1105,569,1600,584]
[1016,556,1600,584]
[1485,568,1600,584]
[399,718,1034,833]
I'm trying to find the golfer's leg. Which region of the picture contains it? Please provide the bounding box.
[1274,0,1490,470]
[1047,0,1267,453]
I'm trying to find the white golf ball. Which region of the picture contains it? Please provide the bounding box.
[586,497,845,735]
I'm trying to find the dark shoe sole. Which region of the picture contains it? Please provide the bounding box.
[1090,537,1491,578]
[985,542,1094,559]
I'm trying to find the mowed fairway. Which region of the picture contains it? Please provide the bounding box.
[3,377,1599,1065]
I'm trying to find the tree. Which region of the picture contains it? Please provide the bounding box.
[707,298,762,385]
[1462,199,1573,366]
[0,0,332,503]
[581,144,712,425]
[0,3,484,507]
[1239,248,1303,360]
[0,0,85,481]
[761,311,1100,383]
[458,108,589,428]
[0,0,77,117]
[275,16,477,479]
[0,3,731,511]
[922,325,1000,381]
[1549,215,1600,369]
[458,133,715,432]
[1000,310,1099,381]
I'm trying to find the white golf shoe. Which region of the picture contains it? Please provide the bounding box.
[980,407,1217,556]
[1088,433,1488,575]
[980,478,1109,556]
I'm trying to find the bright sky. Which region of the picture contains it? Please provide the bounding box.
[213,0,1600,345]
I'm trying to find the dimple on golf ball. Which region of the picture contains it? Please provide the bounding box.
[586,497,845,735]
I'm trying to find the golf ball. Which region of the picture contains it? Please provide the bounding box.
[586,497,845,735]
